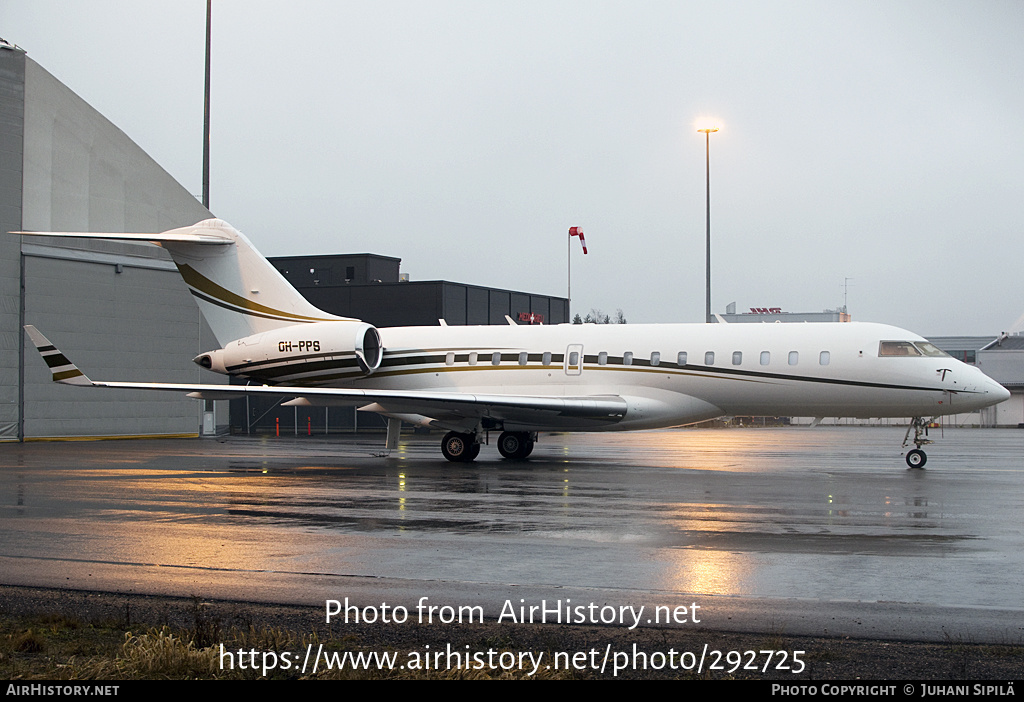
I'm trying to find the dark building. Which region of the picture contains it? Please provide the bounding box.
[270,253,569,328]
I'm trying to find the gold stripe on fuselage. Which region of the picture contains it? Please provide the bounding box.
[237,351,943,393]
[240,354,781,387]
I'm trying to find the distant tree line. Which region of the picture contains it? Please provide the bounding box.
[572,308,627,324]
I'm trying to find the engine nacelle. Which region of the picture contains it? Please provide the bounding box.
[194,321,383,379]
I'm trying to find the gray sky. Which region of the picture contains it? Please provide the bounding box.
[3,0,1022,335]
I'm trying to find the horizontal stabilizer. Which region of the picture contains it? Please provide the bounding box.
[14,219,351,345]
[12,228,234,246]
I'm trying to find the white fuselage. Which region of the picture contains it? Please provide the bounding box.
[213,320,1008,432]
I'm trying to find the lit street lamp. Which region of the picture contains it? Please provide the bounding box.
[698,125,718,323]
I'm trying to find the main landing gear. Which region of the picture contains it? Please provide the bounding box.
[902,417,934,469]
[440,430,536,462]
[497,431,535,460]
[441,431,480,462]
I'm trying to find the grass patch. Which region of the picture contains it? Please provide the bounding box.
[2,589,1023,680]
[0,614,570,680]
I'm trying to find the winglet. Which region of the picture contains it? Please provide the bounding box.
[23,326,93,386]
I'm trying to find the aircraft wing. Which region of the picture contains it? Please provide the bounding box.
[24,326,627,429]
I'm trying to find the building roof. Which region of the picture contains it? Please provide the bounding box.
[926,336,998,352]
[981,334,1024,351]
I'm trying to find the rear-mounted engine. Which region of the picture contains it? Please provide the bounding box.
[194,321,383,378]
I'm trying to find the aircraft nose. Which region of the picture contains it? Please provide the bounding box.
[991,379,1011,404]
[959,367,1010,410]
[974,371,1011,406]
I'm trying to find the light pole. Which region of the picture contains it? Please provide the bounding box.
[202,0,212,210]
[698,126,718,323]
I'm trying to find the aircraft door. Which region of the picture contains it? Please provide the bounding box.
[565,344,583,376]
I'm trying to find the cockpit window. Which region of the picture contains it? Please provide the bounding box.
[914,342,951,358]
[879,341,922,357]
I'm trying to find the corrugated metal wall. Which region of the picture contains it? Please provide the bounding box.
[21,243,204,437]
[0,47,25,439]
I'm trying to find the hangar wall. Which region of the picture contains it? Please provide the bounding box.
[1,44,221,439]
[0,47,24,439]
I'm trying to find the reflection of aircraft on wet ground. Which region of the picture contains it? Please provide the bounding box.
[18,219,1009,467]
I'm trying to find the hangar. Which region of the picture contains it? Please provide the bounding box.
[1,42,568,439]
[1,41,221,441]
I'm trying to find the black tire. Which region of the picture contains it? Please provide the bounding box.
[521,438,535,458]
[905,449,927,469]
[442,432,477,462]
[497,431,521,459]
[498,431,533,460]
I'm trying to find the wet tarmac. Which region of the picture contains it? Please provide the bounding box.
[1,427,1022,642]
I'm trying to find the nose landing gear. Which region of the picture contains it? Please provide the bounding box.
[902,417,934,469]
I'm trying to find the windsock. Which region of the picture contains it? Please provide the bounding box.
[569,226,587,254]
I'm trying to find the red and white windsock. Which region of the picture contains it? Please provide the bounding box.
[569,226,587,254]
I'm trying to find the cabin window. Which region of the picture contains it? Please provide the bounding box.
[788,351,799,366]
[732,351,742,365]
[468,352,478,366]
[650,351,661,366]
[879,341,922,357]
[915,342,952,358]
[542,351,552,365]
[445,352,455,366]
[598,351,608,365]
[568,351,580,366]
[518,352,528,365]
[760,351,770,365]
[623,352,633,366]
[819,351,830,366]
[705,351,715,365]
[677,351,688,366]
[491,351,501,365]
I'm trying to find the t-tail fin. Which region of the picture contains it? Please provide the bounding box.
[15,219,351,345]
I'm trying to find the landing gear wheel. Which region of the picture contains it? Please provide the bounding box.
[905,449,927,469]
[497,431,534,460]
[902,417,934,469]
[441,432,478,462]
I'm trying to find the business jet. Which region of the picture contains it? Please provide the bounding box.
[18,219,1009,468]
